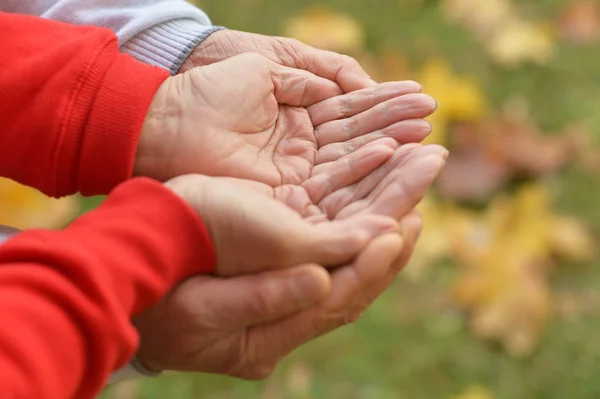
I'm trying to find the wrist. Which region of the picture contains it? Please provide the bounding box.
[179,28,229,73]
[122,19,226,75]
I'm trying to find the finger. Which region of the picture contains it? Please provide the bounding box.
[177,265,332,330]
[303,140,395,204]
[283,214,401,269]
[307,81,423,126]
[392,210,423,273]
[248,233,403,363]
[269,61,343,107]
[336,148,447,220]
[315,93,438,147]
[273,38,374,92]
[315,119,432,164]
[317,143,425,218]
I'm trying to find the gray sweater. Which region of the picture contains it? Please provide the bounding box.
[0,0,222,74]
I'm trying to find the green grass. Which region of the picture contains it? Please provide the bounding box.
[100,1,600,397]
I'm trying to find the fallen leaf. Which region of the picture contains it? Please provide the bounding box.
[487,21,555,68]
[442,0,556,67]
[451,185,557,357]
[417,59,487,145]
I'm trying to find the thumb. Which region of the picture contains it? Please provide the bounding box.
[269,60,343,107]
[185,264,332,329]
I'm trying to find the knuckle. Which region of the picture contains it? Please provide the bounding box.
[247,282,278,317]
[343,116,359,139]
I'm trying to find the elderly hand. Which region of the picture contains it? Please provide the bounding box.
[179,30,374,92]
[164,174,401,276]
[132,137,446,374]
[133,211,422,378]
[136,53,436,202]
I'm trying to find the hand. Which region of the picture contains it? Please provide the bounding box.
[180,30,375,92]
[133,212,422,377]
[136,52,436,194]
[164,174,400,276]
[133,138,445,374]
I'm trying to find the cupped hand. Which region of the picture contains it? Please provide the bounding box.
[164,174,400,276]
[133,139,446,375]
[135,53,437,192]
[132,213,422,377]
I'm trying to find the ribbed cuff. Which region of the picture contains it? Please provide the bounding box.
[121,19,226,75]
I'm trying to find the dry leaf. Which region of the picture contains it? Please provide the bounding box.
[417,59,487,146]
[557,0,600,45]
[442,0,555,67]
[487,21,555,68]
[451,185,557,357]
[442,0,514,39]
[485,116,575,176]
[0,178,78,230]
[283,7,364,54]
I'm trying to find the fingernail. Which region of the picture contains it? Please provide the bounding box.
[292,269,329,307]
[435,100,440,110]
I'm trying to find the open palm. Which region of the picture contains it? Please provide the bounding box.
[137,53,437,194]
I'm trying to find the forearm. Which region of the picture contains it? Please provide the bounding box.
[1,0,224,74]
[0,13,169,197]
[0,178,215,399]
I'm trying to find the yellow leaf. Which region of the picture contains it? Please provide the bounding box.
[283,7,365,53]
[451,184,556,357]
[451,385,495,399]
[0,178,78,230]
[487,21,555,67]
[417,59,486,145]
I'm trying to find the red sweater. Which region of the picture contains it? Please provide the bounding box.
[0,13,216,399]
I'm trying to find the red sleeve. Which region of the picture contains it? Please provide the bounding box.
[0,13,170,197]
[0,177,215,399]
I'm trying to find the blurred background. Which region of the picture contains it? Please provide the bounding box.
[4,0,600,398]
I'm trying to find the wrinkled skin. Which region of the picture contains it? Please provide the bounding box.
[134,144,446,376]
[129,49,444,379]
[179,29,376,92]
[136,53,437,196]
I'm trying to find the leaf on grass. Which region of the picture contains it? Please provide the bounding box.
[487,21,555,68]
[436,109,576,202]
[442,0,555,67]
[0,178,78,230]
[450,185,557,357]
[436,122,511,201]
[283,7,365,54]
[417,59,487,146]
